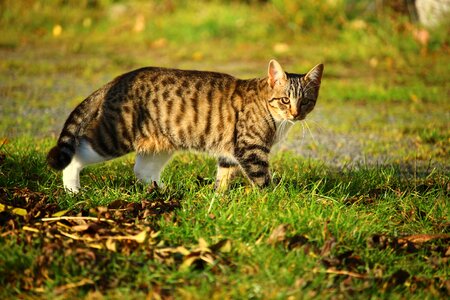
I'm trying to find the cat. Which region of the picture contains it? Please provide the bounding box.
[47,60,323,193]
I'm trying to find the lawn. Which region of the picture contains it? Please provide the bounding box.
[0,0,449,298]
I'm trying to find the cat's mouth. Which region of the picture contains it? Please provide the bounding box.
[288,114,305,121]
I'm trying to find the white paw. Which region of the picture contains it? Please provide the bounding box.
[63,183,80,194]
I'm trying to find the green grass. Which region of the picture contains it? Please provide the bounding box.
[1,0,449,298]
[1,139,449,298]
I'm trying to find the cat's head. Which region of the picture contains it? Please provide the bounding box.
[266,59,323,122]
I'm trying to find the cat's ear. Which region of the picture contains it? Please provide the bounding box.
[305,63,324,85]
[268,59,287,88]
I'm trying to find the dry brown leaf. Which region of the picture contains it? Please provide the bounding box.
[398,234,450,244]
[180,255,199,271]
[86,243,103,250]
[133,230,148,243]
[106,238,117,252]
[40,216,115,223]
[59,230,96,242]
[325,268,368,279]
[200,253,215,265]
[157,246,190,256]
[71,224,91,232]
[211,239,232,253]
[198,238,209,251]
[56,221,72,231]
[22,226,39,233]
[320,237,336,257]
[54,278,94,294]
[267,224,288,245]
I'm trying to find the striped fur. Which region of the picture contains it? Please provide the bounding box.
[47,60,323,192]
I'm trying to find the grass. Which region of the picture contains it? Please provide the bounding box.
[1,0,449,298]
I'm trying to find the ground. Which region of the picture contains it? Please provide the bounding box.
[0,1,449,299]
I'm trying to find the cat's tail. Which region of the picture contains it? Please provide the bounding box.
[47,137,77,170]
[47,96,98,170]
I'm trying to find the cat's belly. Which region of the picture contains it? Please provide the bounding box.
[134,131,234,156]
[134,135,176,153]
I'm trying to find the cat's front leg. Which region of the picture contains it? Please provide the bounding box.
[215,157,240,191]
[235,149,271,188]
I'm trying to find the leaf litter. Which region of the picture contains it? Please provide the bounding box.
[1,186,449,297]
[0,187,232,294]
[266,221,450,296]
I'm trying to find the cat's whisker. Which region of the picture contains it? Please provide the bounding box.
[303,120,318,146]
[306,119,327,133]
[276,120,287,141]
[299,120,306,150]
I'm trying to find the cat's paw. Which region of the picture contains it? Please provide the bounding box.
[63,184,80,194]
[147,180,163,193]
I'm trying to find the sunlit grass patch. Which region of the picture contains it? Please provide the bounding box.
[1,134,449,298]
[0,0,449,298]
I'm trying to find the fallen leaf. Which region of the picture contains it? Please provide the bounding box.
[156,246,190,256]
[180,254,200,271]
[151,231,160,239]
[132,230,148,243]
[398,234,450,244]
[71,224,91,232]
[0,203,27,216]
[40,216,115,224]
[320,237,336,257]
[198,237,209,251]
[59,230,98,243]
[52,209,69,217]
[107,199,129,209]
[23,226,39,233]
[54,278,94,294]
[105,238,117,252]
[325,268,368,279]
[267,224,288,245]
[211,239,232,253]
[86,243,103,250]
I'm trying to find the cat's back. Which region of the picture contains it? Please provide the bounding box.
[93,66,240,110]
[90,66,241,154]
[112,66,237,91]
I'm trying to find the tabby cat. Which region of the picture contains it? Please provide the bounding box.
[47,60,323,193]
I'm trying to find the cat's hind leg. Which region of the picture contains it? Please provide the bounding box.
[62,139,109,193]
[134,152,173,187]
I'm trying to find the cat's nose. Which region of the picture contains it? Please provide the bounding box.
[290,107,299,118]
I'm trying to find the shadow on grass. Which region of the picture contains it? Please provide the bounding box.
[276,159,448,200]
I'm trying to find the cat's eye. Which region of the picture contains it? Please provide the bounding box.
[301,98,312,106]
[280,97,290,105]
